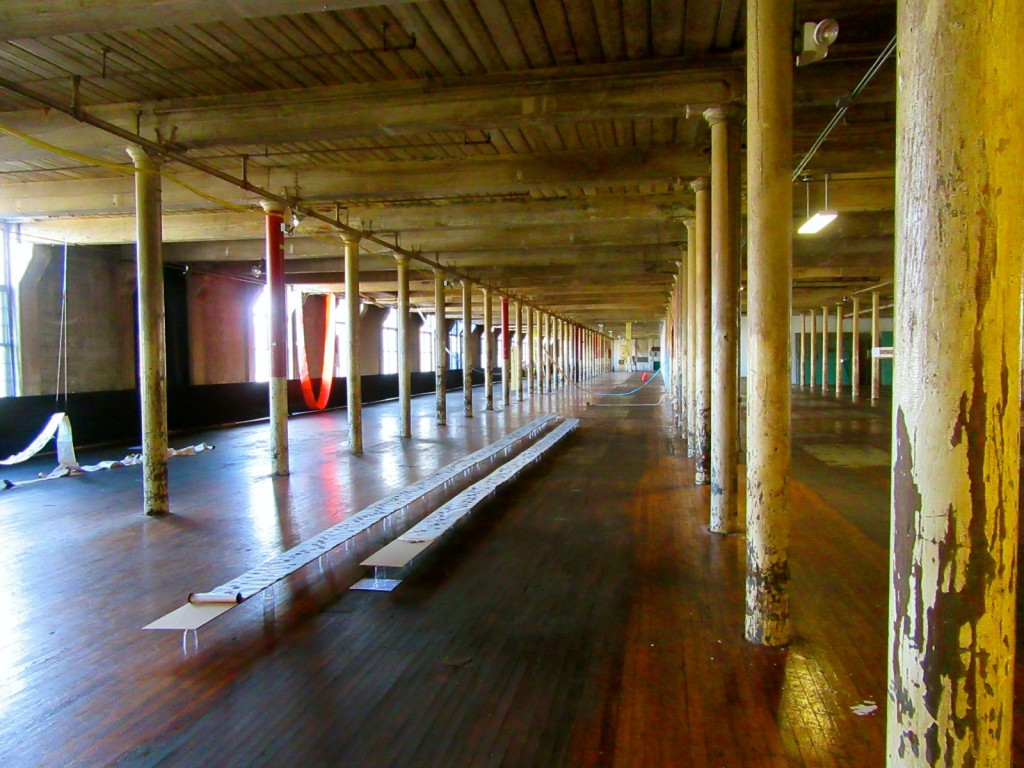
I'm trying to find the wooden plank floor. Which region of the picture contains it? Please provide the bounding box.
[0,376,1020,766]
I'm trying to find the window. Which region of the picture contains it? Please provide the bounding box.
[448,320,462,371]
[419,313,435,372]
[0,227,31,397]
[333,296,348,378]
[251,284,304,381]
[381,308,398,375]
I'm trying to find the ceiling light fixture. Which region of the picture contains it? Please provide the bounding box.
[796,19,839,67]
[798,174,838,235]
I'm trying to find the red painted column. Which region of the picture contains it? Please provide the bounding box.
[262,201,289,476]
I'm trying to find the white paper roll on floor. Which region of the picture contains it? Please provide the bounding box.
[188,592,242,604]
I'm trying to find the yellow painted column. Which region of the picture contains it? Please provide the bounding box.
[851,296,861,401]
[501,296,510,406]
[744,0,793,647]
[396,252,411,437]
[691,177,712,485]
[462,279,473,417]
[513,300,522,401]
[483,287,494,411]
[820,303,829,392]
[799,312,807,388]
[685,218,697,451]
[344,234,362,454]
[537,310,545,394]
[871,291,881,401]
[706,105,740,533]
[888,0,1022,763]
[525,303,534,396]
[128,145,170,514]
[834,303,844,397]
[434,268,446,426]
[809,307,817,389]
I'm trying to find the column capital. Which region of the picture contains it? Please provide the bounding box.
[393,251,409,265]
[259,199,284,215]
[703,104,742,127]
[342,231,362,246]
[690,177,709,193]
[703,104,728,126]
[682,216,697,229]
[126,144,156,168]
[432,266,445,277]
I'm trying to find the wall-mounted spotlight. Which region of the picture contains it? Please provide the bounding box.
[797,19,839,67]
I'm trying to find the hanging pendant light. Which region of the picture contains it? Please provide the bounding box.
[798,174,838,234]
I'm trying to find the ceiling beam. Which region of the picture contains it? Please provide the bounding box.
[0,58,738,160]
[0,1,419,39]
[0,55,888,162]
[5,144,710,223]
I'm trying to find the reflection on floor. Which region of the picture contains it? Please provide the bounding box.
[0,377,1019,766]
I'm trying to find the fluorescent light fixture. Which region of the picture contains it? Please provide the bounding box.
[798,211,838,234]
[797,174,838,234]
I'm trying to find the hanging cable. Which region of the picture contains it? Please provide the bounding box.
[792,35,897,181]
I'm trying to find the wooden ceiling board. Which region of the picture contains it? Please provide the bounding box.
[501,2,556,68]
[315,9,418,81]
[650,0,685,57]
[621,0,652,59]
[714,0,744,50]
[588,120,612,149]
[441,0,510,73]
[282,15,385,84]
[466,1,531,71]
[590,0,627,61]
[416,1,489,76]
[387,2,467,76]
[683,0,721,55]
[532,0,579,66]
[560,0,604,64]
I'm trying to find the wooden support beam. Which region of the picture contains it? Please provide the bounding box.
[3,145,710,222]
[0,1,419,39]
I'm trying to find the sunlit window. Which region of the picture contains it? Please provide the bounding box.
[419,313,434,372]
[381,308,398,375]
[334,296,349,378]
[448,320,462,371]
[252,285,304,381]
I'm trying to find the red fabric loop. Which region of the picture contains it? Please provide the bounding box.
[296,294,337,410]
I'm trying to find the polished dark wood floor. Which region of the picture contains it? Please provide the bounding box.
[0,375,1019,766]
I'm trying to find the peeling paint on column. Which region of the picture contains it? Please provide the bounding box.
[130,146,171,514]
[434,269,446,426]
[345,235,362,454]
[706,106,740,533]
[685,218,697,452]
[691,178,712,485]
[744,0,793,647]
[888,0,1021,764]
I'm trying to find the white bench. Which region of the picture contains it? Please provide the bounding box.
[357,418,579,585]
[144,414,558,631]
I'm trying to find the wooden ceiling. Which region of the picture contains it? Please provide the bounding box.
[0,0,897,333]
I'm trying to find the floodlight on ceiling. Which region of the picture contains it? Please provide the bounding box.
[797,175,838,235]
[797,19,839,67]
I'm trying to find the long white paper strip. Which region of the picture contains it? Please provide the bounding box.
[362,418,579,569]
[144,415,557,630]
[1,412,78,467]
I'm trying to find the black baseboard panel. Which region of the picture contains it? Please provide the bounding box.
[0,369,502,457]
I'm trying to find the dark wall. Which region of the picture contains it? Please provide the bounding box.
[0,368,499,457]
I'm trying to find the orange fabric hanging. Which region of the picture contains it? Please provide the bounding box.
[296,293,337,410]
